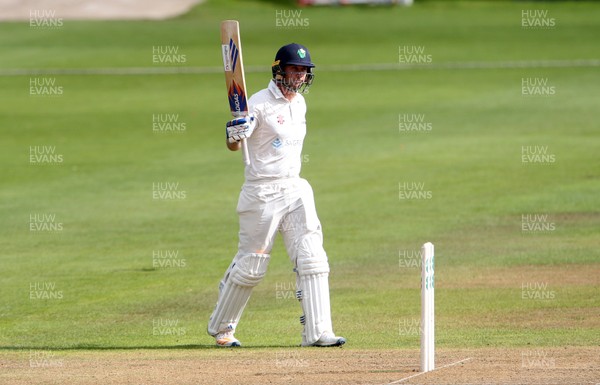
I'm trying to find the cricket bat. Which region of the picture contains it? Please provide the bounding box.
[220,20,250,166]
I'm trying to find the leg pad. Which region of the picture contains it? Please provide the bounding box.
[207,253,270,335]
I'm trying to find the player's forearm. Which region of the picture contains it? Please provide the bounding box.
[227,139,241,151]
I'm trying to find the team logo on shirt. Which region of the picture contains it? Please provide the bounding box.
[277,115,285,125]
[272,138,283,148]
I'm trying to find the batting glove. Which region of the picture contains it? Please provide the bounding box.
[226,115,256,143]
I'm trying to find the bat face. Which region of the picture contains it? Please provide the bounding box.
[221,21,248,117]
[228,80,247,116]
[221,19,251,165]
[222,38,239,73]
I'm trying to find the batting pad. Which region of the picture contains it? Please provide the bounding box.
[208,253,270,335]
[296,258,333,345]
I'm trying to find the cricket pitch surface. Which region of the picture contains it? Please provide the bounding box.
[1,347,598,384]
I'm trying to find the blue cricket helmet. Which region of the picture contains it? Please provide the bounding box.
[273,43,315,71]
[272,43,315,94]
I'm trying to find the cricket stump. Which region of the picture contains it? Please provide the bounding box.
[420,242,435,372]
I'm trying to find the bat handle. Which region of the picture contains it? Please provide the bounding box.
[241,138,250,165]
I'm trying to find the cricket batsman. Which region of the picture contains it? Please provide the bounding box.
[208,43,346,348]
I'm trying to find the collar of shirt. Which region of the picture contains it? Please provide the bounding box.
[267,79,287,100]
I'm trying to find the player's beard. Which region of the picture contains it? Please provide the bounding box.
[280,78,301,93]
[278,72,309,94]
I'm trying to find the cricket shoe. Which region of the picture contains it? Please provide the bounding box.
[214,331,241,347]
[302,331,346,347]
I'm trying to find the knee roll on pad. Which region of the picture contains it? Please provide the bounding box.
[229,253,271,286]
[296,233,328,275]
[297,256,329,276]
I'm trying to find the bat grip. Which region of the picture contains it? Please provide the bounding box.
[241,138,250,166]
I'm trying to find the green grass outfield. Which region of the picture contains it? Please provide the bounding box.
[0,0,599,351]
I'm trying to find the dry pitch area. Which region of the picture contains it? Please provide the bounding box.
[1,347,598,384]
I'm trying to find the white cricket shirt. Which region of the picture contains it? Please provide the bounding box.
[245,80,307,182]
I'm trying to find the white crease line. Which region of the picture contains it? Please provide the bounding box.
[383,357,473,385]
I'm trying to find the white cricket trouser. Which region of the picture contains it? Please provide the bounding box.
[208,177,334,344]
[237,178,321,255]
